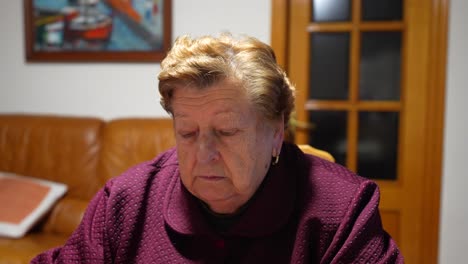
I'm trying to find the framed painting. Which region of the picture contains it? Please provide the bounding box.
[24,0,172,62]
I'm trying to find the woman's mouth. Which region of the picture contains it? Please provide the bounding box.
[198,175,225,181]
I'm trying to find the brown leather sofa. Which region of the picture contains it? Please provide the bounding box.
[0,114,176,263]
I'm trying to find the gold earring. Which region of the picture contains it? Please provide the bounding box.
[272,154,280,165]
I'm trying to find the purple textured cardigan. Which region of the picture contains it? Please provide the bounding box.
[32,143,403,263]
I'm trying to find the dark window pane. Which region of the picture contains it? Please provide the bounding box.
[357,111,399,180]
[308,111,347,165]
[359,32,401,101]
[310,33,350,100]
[312,0,351,22]
[362,0,403,21]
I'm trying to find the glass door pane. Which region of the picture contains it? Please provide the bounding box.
[309,33,350,100]
[357,111,399,180]
[359,32,402,101]
[362,0,403,21]
[311,0,351,22]
[308,110,348,165]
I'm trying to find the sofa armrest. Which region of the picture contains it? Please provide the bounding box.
[42,198,89,236]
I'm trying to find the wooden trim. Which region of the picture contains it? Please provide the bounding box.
[271,0,289,70]
[24,0,172,63]
[347,0,361,171]
[347,110,358,171]
[376,179,403,188]
[357,101,402,111]
[306,22,404,33]
[420,0,449,263]
[288,0,311,144]
[305,101,350,110]
[360,22,405,31]
[399,0,433,259]
[349,0,361,105]
[23,0,33,62]
[307,23,353,32]
[305,100,401,111]
[397,0,409,197]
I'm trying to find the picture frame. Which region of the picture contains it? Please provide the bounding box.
[24,0,172,62]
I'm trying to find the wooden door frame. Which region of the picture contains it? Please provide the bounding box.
[270,0,449,263]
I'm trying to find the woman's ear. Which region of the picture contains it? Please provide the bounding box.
[272,115,285,154]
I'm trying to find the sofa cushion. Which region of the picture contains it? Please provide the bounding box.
[42,198,89,236]
[0,115,103,200]
[0,172,67,238]
[100,118,176,181]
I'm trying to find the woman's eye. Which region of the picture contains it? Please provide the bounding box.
[218,129,237,136]
[180,131,196,138]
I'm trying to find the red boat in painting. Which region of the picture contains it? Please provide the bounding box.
[65,0,113,42]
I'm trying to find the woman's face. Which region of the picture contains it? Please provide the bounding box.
[172,80,284,214]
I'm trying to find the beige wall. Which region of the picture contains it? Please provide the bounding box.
[439,0,468,263]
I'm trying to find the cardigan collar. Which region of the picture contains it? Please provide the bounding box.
[163,143,300,238]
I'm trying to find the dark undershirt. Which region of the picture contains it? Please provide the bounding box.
[198,201,246,233]
[197,170,272,234]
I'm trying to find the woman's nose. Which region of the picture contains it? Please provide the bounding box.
[196,134,220,163]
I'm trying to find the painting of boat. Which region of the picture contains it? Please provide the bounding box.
[26,0,171,60]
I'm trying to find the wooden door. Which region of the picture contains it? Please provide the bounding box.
[271,0,448,263]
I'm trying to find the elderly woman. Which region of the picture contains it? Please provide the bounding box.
[32,34,403,263]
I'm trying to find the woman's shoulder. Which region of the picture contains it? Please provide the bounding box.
[103,147,179,198]
[305,153,376,199]
[284,143,379,216]
[306,153,368,187]
[287,149,399,263]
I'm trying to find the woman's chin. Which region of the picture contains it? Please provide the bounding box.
[209,205,237,215]
[196,192,240,214]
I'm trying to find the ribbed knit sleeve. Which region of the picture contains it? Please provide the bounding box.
[321,180,403,263]
[31,183,112,264]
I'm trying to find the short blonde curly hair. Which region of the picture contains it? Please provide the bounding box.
[158,34,295,127]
